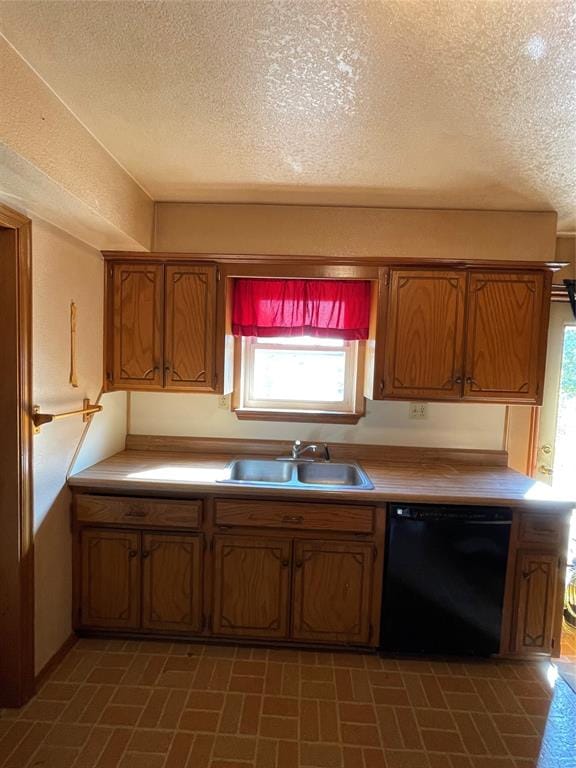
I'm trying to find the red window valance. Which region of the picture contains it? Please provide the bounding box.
[232,279,371,340]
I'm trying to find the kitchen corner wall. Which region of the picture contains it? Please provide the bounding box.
[32,218,126,674]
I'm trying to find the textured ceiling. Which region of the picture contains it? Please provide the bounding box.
[0,0,575,229]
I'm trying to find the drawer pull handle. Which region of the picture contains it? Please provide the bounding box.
[128,549,138,558]
[282,515,304,524]
[125,510,147,518]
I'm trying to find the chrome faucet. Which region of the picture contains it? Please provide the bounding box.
[291,440,331,462]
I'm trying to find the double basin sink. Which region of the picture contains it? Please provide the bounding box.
[218,458,374,491]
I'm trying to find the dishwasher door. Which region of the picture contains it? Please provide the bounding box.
[380,504,512,656]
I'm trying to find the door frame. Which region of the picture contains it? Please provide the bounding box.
[533,300,576,484]
[0,203,34,707]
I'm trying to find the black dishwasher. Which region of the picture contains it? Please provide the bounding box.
[380,504,512,656]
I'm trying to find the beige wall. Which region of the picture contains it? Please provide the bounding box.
[32,218,126,673]
[130,393,507,451]
[154,203,557,261]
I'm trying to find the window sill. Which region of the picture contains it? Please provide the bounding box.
[233,408,364,424]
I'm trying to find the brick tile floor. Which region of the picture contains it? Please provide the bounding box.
[0,630,574,768]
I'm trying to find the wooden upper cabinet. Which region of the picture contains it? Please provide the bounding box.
[109,263,163,389]
[383,270,466,399]
[291,541,374,645]
[80,529,140,630]
[141,533,202,633]
[212,535,291,639]
[164,266,217,391]
[512,551,558,655]
[463,271,548,403]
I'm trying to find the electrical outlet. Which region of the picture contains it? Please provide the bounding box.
[409,402,428,420]
[217,394,230,410]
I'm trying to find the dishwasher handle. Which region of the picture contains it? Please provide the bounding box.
[391,505,512,523]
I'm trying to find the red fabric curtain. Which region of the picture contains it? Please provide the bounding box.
[232,279,371,340]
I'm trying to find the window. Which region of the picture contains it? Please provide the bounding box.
[231,277,370,421]
[235,335,363,418]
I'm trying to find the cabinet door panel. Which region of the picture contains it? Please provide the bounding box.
[111,263,163,389]
[513,551,557,654]
[212,536,290,639]
[142,534,202,633]
[292,541,373,645]
[165,266,217,390]
[384,270,466,399]
[80,529,140,629]
[464,272,547,402]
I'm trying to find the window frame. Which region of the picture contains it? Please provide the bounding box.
[232,336,366,423]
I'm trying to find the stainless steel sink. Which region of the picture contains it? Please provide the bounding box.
[228,459,292,484]
[218,458,373,491]
[297,462,369,487]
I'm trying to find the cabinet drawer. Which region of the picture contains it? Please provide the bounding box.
[215,499,374,534]
[75,495,201,530]
[518,514,562,546]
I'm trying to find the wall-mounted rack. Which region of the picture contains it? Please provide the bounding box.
[32,399,103,434]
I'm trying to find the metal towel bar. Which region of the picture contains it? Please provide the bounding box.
[32,398,102,433]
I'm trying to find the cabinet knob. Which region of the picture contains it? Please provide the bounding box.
[295,560,303,569]
[128,549,138,558]
[281,559,290,568]
[142,551,150,559]
[164,364,171,373]
[454,376,462,384]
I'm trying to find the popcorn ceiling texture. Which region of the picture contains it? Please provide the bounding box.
[0,0,574,229]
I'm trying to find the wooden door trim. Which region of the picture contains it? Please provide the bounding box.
[0,203,34,707]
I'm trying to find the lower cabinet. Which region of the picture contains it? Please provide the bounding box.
[511,550,558,655]
[141,533,202,633]
[79,528,202,634]
[212,536,291,639]
[80,529,141,630]
[292,541,374,645]
[211,535,375,646]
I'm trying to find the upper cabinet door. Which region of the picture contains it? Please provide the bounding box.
[110,263,163,389]
[164,266,217,391]
[383,270,466,399]
[464,272,548,403]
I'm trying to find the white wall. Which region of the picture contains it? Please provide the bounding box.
[32,218,126,673]
[130,393,507,450]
